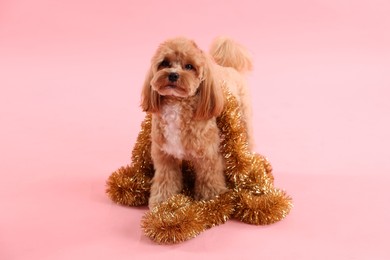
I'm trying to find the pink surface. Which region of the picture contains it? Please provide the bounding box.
[1,0,389,259]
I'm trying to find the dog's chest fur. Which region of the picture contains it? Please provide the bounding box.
[160,103,185,159]
[153,101,220,160]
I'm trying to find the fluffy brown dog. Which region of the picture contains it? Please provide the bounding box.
[141,37,254,209]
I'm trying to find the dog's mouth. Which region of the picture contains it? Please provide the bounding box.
[158,84,188,97]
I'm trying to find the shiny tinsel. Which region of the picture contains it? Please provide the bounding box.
[142,194,204,244]
[106,114,153,206]
[106,87,293,244]
[141,191,236,244]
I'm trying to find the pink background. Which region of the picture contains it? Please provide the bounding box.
[1,0,389,259]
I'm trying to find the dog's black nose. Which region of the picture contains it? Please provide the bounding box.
[168,72,179,82]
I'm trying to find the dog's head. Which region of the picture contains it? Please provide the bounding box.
[141,37,224,120]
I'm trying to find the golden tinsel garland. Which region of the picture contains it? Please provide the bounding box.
[106,115,153,206]
[106,87,293,244]
[141,191,236,244]
[141,194,204,244]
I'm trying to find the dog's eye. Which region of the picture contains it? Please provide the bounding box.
[160,60,170,68]
[184,64,194,70]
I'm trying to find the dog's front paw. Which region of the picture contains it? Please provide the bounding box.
[148,195,165,210]
[148,188,182,210]
[194,183,228,201]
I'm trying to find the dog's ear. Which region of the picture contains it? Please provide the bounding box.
[194,57,224,120]
[140,68,161,113]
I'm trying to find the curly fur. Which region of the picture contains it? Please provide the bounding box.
[141,37,254,209]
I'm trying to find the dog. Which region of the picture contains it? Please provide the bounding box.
[141,37,254,209]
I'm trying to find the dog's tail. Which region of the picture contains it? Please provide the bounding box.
[209,37,253,73]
